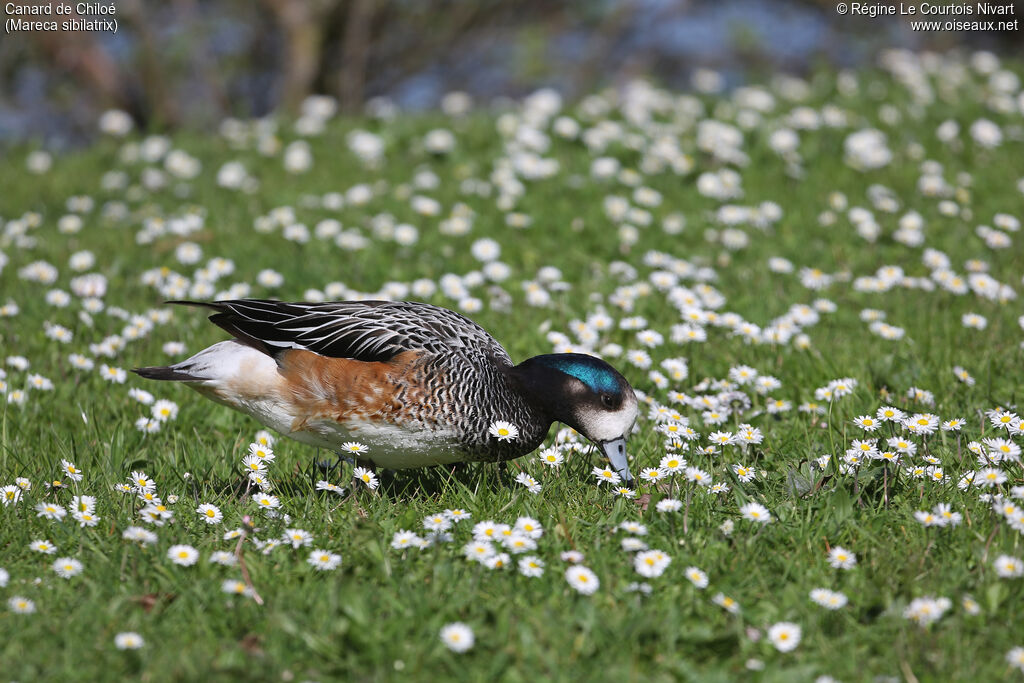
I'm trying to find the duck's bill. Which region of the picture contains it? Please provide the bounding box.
[600,437,633,485]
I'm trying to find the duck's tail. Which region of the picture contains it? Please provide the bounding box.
[133,340,258,383]
[132,365,205,382]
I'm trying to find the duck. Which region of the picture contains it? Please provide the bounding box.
[133,299,639,483]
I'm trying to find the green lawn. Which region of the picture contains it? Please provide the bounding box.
[1,53,1023,681]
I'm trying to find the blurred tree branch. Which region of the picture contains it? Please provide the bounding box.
[13,0,131,111]
[120,0,181,127]
[337,0,374,112]
[172,0,230,121]
[262,0,340,112]
[571,0,635,96]
[360,0,541,96]
[15,0,185,128]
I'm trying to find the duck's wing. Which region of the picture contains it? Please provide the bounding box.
[170,299,514,365]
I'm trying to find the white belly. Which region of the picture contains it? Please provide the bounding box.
[206,391,466,469]
[296,416,467,468]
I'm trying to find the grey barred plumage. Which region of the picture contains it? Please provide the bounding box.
[183,298,513,364]
[135,299,639,482]
[384,350,551,462]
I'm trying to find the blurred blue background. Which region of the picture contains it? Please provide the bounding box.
[1,0,1020,145]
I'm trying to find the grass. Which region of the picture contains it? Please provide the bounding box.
[1,54,1023,681]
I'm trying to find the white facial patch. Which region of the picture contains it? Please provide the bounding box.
[574,391,638,443]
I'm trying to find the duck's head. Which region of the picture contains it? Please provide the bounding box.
[513,353,639,484]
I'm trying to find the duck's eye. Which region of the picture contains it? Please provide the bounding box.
[600,393,615,408]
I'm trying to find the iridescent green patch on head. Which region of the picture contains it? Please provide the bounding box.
[535,354,622,396]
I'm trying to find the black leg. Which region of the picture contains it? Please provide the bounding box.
[315,452,353,478]
[332,452,352,474]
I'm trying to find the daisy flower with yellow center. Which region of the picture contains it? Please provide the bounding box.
[660,455,685,473]
[488,421,519,442]
[248,443,275,461]
[591,467,621,486]
[167,545,199,566]
[352,466,379,490]
[439,622,475,652]
[538,448,563,467]
[713,593,740,613]
[252,493,281,509]
[307,549,342,571]
[565,565,600,594]
[196,503,223,524]
[241,454,266,473]
[640,467,665,483]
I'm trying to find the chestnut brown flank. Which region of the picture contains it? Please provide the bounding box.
[278,349,426,430]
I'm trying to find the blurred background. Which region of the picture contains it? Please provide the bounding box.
[1,0,1021,146]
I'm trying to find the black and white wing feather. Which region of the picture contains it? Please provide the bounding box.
[171,299,514,365]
